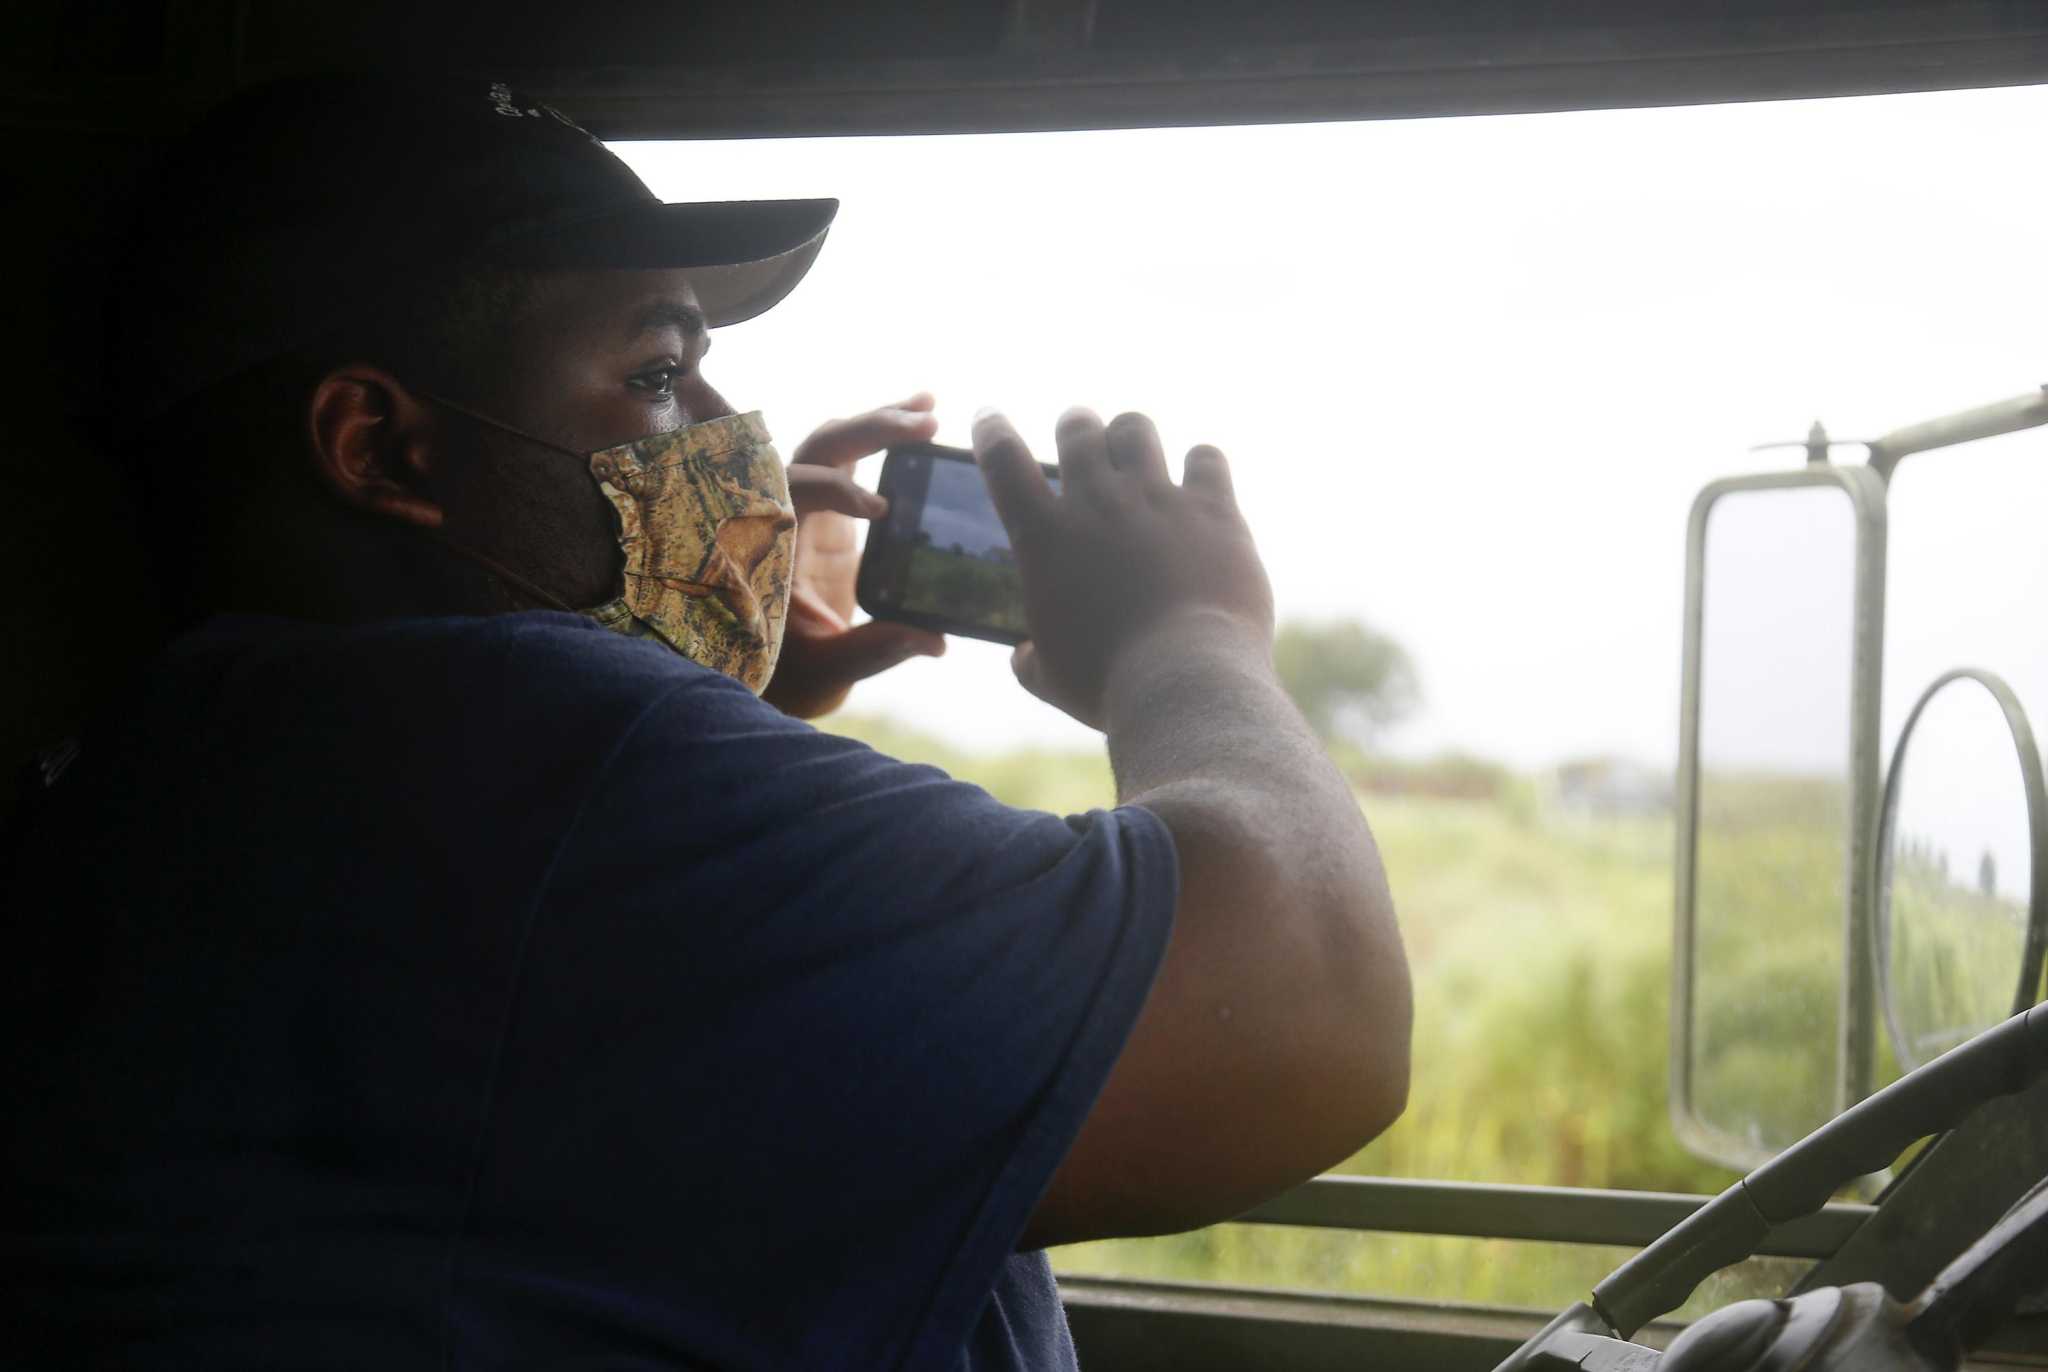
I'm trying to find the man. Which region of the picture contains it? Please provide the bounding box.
[2,76,1410,1369]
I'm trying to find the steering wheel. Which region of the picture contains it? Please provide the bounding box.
[1493,1003,2048,1372]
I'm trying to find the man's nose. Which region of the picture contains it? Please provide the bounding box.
[684,377,738,424]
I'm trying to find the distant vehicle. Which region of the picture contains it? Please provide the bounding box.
[1556,759,1672,818]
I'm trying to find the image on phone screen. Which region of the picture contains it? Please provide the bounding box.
[859,445,1059,644]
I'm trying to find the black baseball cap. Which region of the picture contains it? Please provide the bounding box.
[119,74,837,418]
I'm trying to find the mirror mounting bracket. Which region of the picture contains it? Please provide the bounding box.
[1868,387,2048,482]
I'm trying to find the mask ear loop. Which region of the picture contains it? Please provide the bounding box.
[412,390,596,615]
[423,391,764,611]
[418,391,589,464]
[426,532,581,614]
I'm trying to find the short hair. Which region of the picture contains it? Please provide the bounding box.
[123,264,541,593]
[131,261,540,454]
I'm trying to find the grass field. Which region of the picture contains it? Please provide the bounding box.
[1886,844,2035,1063]
[901,544,1029,636]
[1689,772,1847,1154]
[818,714,1801,1314]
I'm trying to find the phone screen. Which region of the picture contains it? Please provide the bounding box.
[859,445,1058,644]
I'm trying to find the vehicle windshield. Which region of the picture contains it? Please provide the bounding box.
[612,82,2048,1313]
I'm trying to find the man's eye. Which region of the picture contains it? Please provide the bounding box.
[628,364,684,398]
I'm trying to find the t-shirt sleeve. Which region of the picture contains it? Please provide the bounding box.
[451,668,1177,1371]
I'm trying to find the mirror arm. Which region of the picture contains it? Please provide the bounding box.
[1868,386,2048,481]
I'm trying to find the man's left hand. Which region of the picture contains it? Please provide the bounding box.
[764,394,948,719]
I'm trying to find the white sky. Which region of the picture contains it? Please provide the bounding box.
[920,459,1011,560]
[614,83,2048,768]
[1698,484,1857,776]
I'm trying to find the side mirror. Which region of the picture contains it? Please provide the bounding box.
[1877,670,2048,1073]
[1672,468,1888,1169]
[1672,390,2048,1172]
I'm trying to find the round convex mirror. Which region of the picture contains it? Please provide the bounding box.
[1876,669,2048,1072]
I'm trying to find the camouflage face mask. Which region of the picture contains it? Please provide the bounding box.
[429,400,797,694]
[580,412,796,693]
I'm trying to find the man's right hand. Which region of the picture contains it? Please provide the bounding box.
[973,407,1275,730]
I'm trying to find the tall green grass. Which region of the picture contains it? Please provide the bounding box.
[1690,773,1846,1154]
[1888,845,2036,1061]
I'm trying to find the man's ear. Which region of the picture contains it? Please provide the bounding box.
[306,365,445,529]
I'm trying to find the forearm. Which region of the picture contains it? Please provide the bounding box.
[1104,609,1411,1198]
[1105,609,1352,824]
[1106,610,1385,933]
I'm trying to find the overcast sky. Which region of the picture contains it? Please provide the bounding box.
[615,83,2048,771]
[918,458,1012,560]
[1697,484,1857,777]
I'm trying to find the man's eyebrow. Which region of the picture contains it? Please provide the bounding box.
[627,299,707,341]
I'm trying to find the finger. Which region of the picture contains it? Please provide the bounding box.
[806,620,947,683]
[1105,411,1171,490]
[1053,406,1113,502]
[791,404,941,468]
[784,583,850,633]
[973,408,1055,540]
[787,464,887,520]
[1183,443,1237,503]
[894,391,937,412]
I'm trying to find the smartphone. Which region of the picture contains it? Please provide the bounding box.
[856,442,1059,645]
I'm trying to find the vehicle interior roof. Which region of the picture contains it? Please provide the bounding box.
[9,1,2048,136]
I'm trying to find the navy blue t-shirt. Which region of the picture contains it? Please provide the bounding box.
[2,613,1177,1370]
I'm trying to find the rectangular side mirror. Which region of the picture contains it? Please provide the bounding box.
[1672,467,1887,1169]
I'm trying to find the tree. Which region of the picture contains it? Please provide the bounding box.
[1272,618,1419,747]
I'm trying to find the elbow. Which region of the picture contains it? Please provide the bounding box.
[1324,882,1413,1147]
[1369,924,1414,1131]
[1326,976,1410,1152]
[1359,1015,1411,1142]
